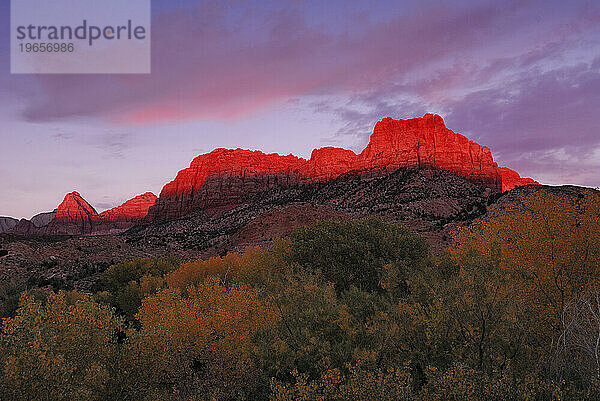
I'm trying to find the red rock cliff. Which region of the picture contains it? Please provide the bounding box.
[499,167,540,191]
[148,114,538,222]
[99,192,157,222]
[356,114,502,188]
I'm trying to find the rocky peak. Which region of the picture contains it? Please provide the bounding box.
[306,147,358,180]
[99,192,157,222]
[33,191,157,235]
[54,191,98,221]
[358,114,501,188]
[160,148,306,198]
[31,210,57,228]
[47,191,99,234]
[0,217,19,233]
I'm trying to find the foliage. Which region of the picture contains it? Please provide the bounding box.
[286,217,428,294]
[451,190,600,380]
[130,277,277,400]
[165,243,286,290]
[270,365,413,401]
[452,190,600,320]
[0,291,123,401]
[1,191,600,400]
[0,280,25,319]
[97,257,180,320]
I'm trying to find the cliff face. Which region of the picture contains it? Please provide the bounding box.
[152,149,305,220]
[148,114,538,221]
[0,217,19,233]
[499,167,540,191]
[99,192,157,222]
[95,192,158,233]
[4,114,539,234]
[31,210,56,228]
[358,115,502,189]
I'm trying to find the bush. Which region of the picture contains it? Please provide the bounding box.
[0,280,25,318]
[270,365,413,401]
[130,277,277,400]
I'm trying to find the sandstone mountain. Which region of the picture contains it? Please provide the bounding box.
[499,167,540,192]
[46,192,99,235]
[147,114,537,222]
[0,217,18,234]
[130,166,497,254]
[4,114,537,237]
[99,192,158,223]
[30,210,57,228]
[7,192,157,235]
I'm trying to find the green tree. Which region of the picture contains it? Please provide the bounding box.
[97,257,180,320]
[286,217,428,294]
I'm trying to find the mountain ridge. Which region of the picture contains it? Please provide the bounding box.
[147,114,537,222]
[2,114,538,235]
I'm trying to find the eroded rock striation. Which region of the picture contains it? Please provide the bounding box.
[0,217,19,234]
[148,114,538,221]
[46,192,99,235]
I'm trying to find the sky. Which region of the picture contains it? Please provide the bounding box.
[1,0,599,219]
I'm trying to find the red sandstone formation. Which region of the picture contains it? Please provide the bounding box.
[357,115,502,189]
[8,191,157,235]
[99,192,157,222]
[47,191,99,234]
[499,167,540,192]
[148,114,539,221]
[5,114,538,233]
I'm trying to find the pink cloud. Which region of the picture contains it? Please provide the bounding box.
[17,0,540,124]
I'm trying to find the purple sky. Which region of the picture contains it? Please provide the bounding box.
[1,0,599,218]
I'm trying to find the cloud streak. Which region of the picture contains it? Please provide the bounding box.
[15,0,569,124]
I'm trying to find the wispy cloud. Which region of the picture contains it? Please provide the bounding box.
[92,132,135,159]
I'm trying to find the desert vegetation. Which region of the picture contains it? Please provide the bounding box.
[1,189,599,400]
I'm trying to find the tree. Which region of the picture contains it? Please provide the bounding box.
[97,257,180,320]
[165,244,286,291]
[286,217,428,294]
[450,189,600,388]
[254,269,403,390]
[131,277,276,400]
[270,365,413,401]
[0,291,123,401]
[554,287,600,392]
[452,190,600,321]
